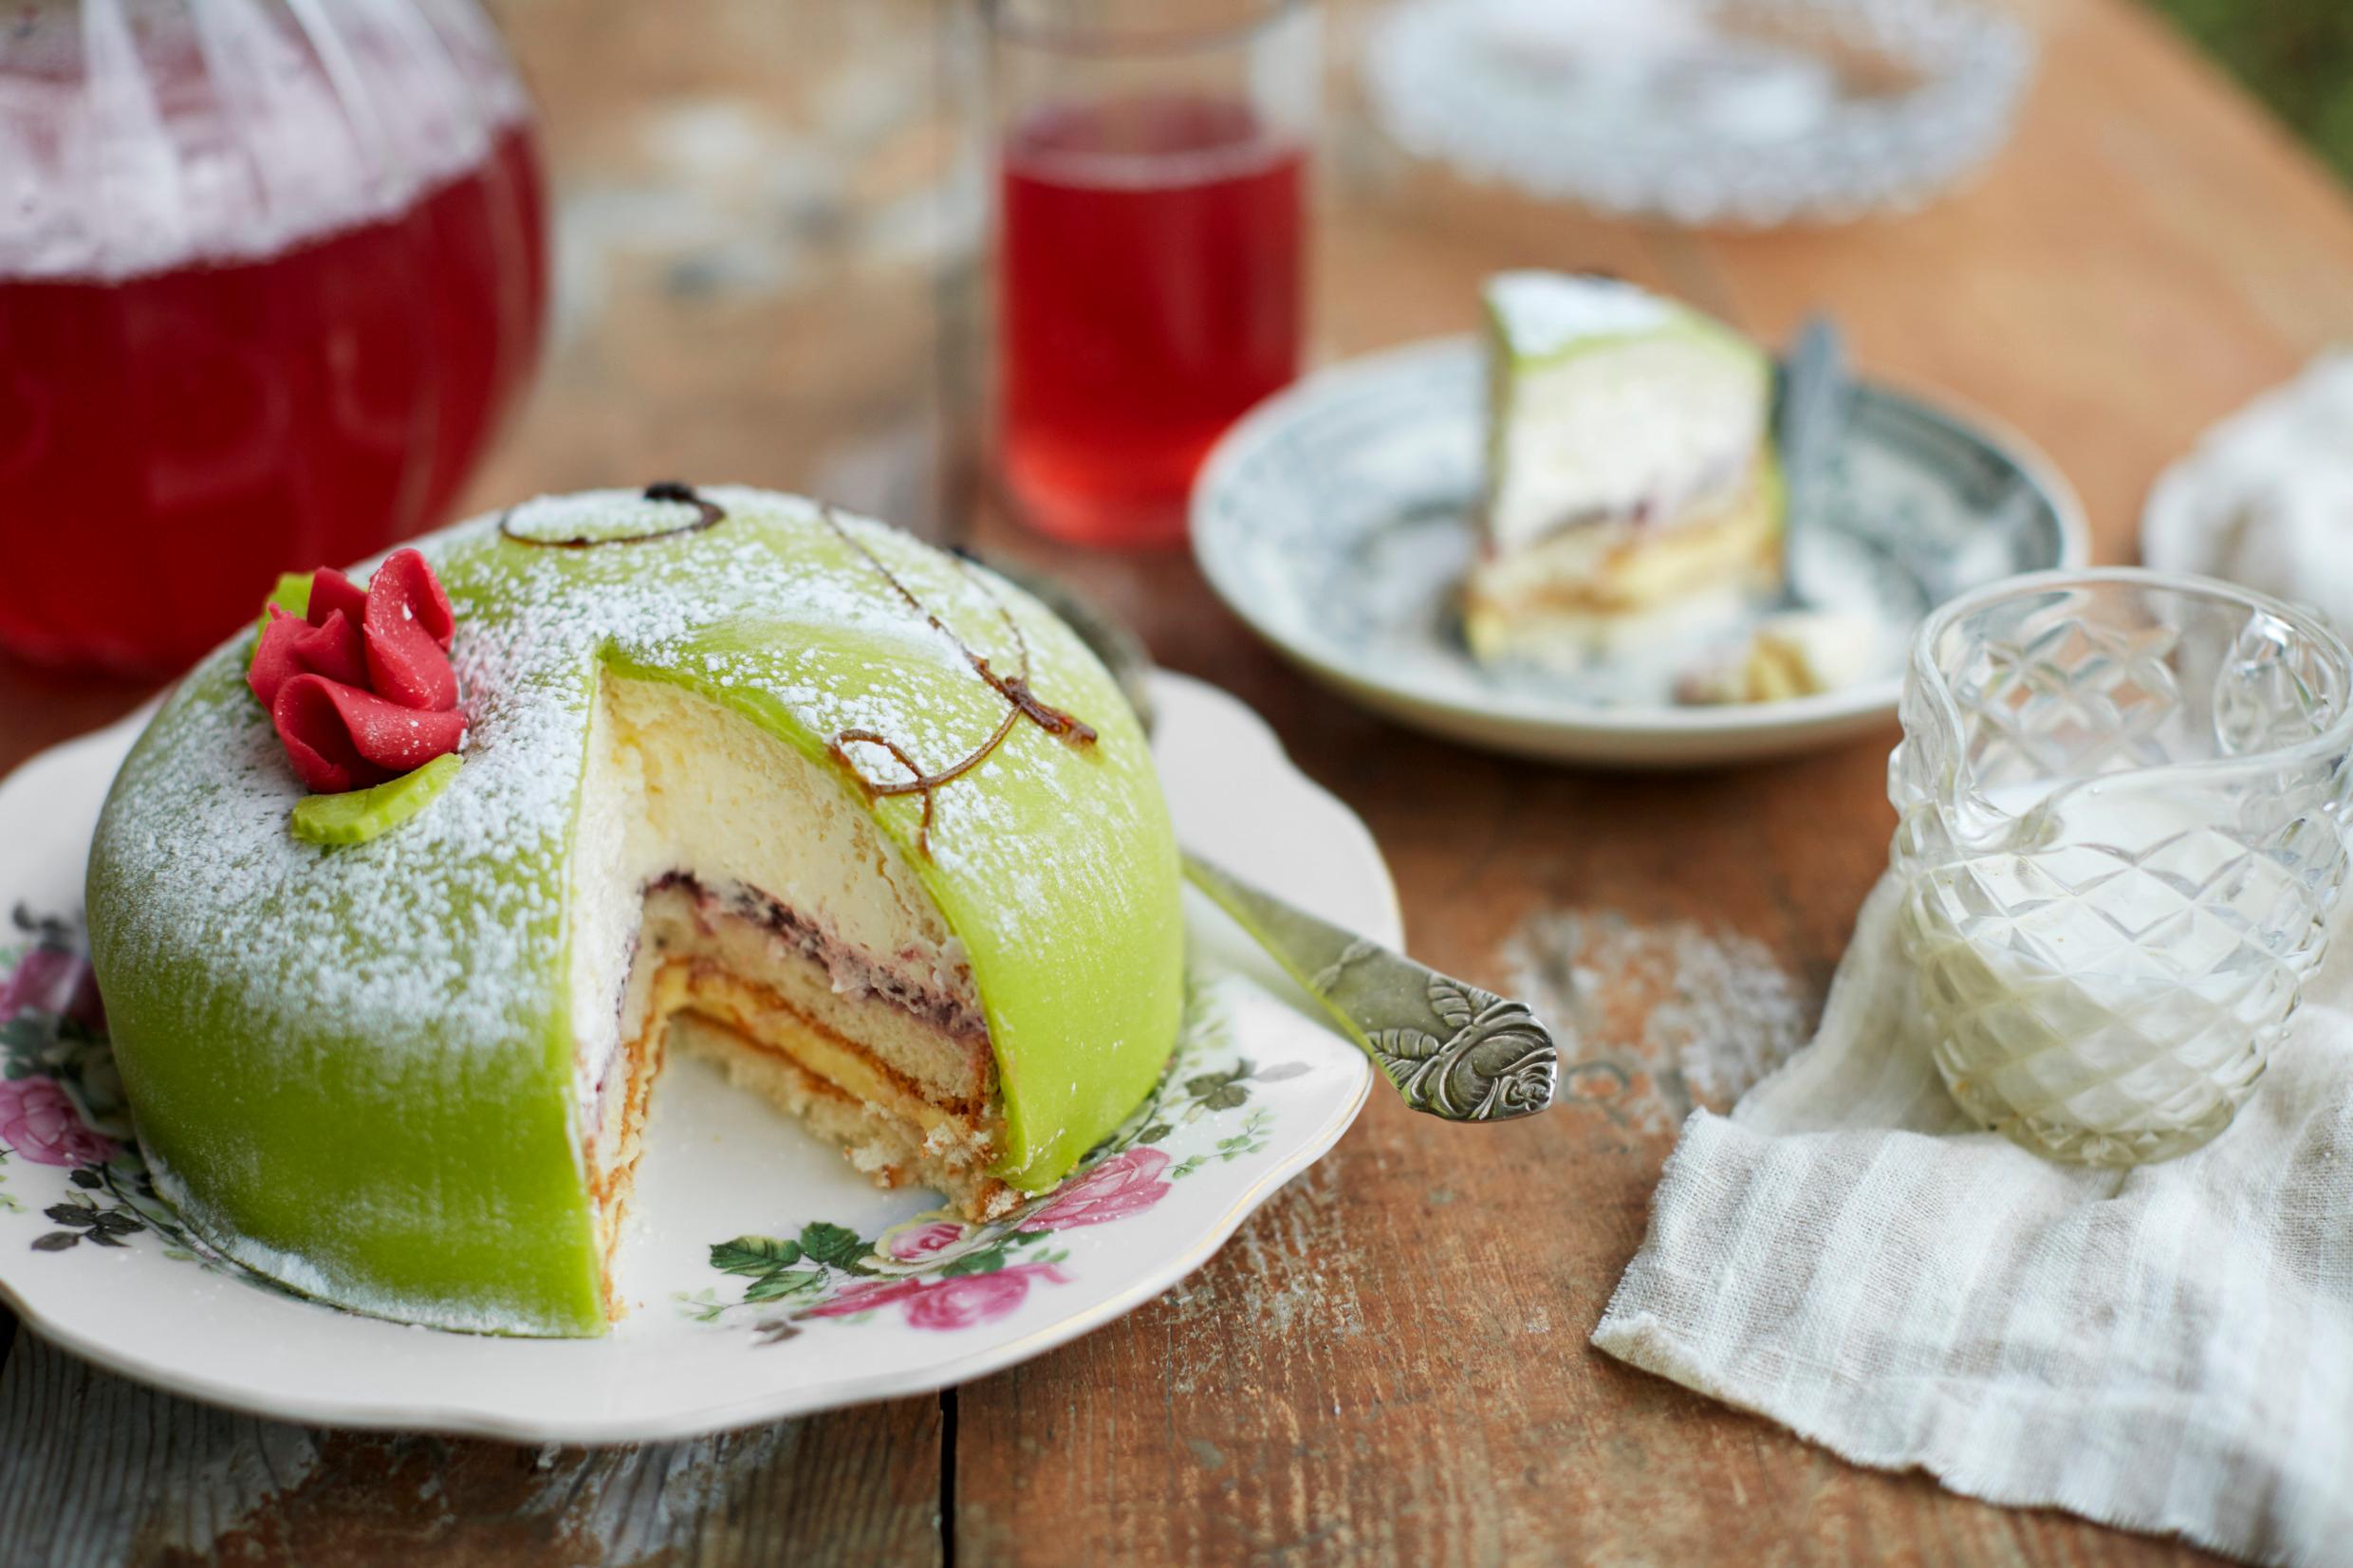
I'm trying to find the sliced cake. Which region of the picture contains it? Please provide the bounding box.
[84,486,1185,1337]
[1464,271,1784,663]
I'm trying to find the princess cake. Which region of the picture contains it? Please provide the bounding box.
[83,486,1185,1337]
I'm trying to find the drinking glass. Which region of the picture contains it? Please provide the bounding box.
[0,0,547,673]
[986,0,1315,549]
[1889,569,2353,1165]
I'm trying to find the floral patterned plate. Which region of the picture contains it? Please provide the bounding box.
[1192,336,2088,767]
[0,673,1389,1441]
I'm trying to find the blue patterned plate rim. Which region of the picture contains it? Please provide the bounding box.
[1190,334,2090,741]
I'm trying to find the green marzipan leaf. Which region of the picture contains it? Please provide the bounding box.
[712,1235,801,1276]
[288,753,463,847]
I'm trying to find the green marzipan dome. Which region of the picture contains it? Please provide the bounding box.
[83,488,1185,1336]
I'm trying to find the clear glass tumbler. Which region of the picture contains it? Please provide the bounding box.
[1889,568,2353,1165]
[987,0,1316,549]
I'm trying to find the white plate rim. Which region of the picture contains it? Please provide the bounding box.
[1191,334,2091,752]
[0,671,1392,1441]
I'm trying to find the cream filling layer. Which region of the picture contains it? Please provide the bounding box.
[565,674,980,1163]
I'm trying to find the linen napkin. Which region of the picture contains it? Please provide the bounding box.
[2141,350,2353,636]
[1593,877,2353,1566]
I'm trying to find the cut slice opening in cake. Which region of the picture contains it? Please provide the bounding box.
[567,675,1020,1315]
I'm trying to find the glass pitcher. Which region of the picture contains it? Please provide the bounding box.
[1889,568,2353,1165]
[0,0,547,673]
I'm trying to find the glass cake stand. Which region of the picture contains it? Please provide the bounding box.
[1362,0,2034,227]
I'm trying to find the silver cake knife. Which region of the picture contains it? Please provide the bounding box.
[1771,313,1850,611]
[976,554,1560,1122]
[1181,855,1560,1121]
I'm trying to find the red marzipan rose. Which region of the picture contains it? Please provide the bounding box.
[361,548,458,710]
[247,605,367,702]
[249,548,465,794]
[271,676,469,793]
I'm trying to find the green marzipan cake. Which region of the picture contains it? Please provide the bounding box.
[83,487,1185,1336]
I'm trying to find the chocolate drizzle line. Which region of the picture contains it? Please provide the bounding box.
[498,481,728,547]
[817,504,1097,857]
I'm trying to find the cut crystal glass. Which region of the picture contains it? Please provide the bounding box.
[1889,568,2353,1164]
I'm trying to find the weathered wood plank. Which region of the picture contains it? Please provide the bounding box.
[0,1335,940,1568]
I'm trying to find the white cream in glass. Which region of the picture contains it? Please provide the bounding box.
[1889,568,2353,1165]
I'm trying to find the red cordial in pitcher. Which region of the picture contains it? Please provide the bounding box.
[0,0,548,674]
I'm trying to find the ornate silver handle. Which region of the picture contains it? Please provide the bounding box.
[1184,854,1559,1121]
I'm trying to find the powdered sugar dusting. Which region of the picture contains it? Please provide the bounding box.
[1502,906,1812,1131]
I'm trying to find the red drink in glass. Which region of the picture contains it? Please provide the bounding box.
[988,0,1316,549]
[999,97,1304,548]
[0,3,547,674]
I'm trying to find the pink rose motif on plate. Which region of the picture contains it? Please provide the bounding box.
[888,1220,968,1263]
[1,945,102,1032]
[807,1263,1071,1331]
[0,1076,117,1168]
[866,1214,997,1277]
[1017,1146,1173,1233]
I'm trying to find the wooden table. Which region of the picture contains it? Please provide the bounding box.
[4,0,2347,1560]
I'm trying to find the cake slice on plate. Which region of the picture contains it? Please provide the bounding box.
[1463,271,1784,664]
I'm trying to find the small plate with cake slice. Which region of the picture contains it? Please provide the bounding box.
[1192,273,2088,768]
